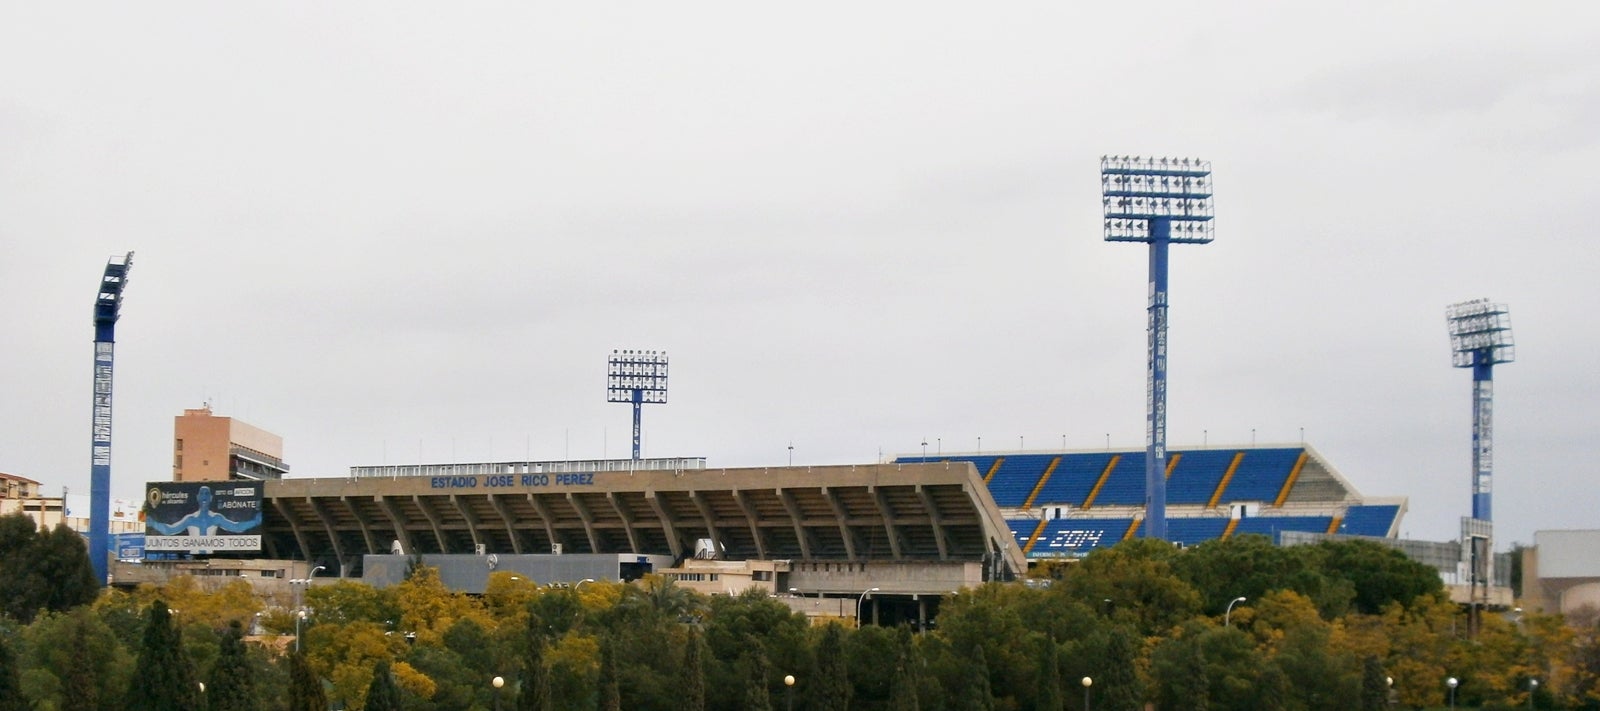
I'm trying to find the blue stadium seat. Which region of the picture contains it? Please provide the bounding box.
[1339,505,1400,537]
[1232,515,1332,542]
[1218,448,1302,502]
[1166,450,1238,505]
[1032,453,1113,507]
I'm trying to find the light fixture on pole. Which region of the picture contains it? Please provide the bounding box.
[1447,299,1513,636]
[607,349,668,461]
[1448,677,1459,709]
[1101,155,1214,542]
[1225,596,1247,627]
[1447,299,1514,523]
[1082,676,1092,711]
[1529,678,1538,709]
[295,609,308,652]
[784,674,796,711]
[492,675,505,711]
[857,587,880,628]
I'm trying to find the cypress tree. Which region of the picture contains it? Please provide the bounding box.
[888,629,920,711]
[813,624,850,711]
[742,637,772,711]
[210,620,257,711]
[364,659,403,711]
[958,645,994,711]
[127,600,201,711]
[62,611,105,711]
[1034,637,1063,711]
[681,626,707,711]
[287,649,327,711]
[1359,655,1388,711]
[517,637,551,711]
[1100,627,1143,711]
[599,635,621,711]
[0,633,26,711]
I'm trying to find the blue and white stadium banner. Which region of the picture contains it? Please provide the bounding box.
[143,481,264,553]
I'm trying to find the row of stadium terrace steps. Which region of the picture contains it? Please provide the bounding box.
[897,447,1323,510]
[1001,506,1401,557]
[895,447,1401,557]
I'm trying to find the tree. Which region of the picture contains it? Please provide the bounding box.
[681,626,707,711]
[517,634,552,711]
[599,635,621,711]
[0,517,98,623]
[742,637,772,711]
[889,628,921,711]
[209,620,257,711]
[1098,626,1143,711]
[812,623,849,711]
[127,600,200,711]
[364,659,403,711]
[1360,655,1388,711]
[956,645,994,711]
[1034,637,1062,711]
[0,633,26,711]
[288,649,328,711]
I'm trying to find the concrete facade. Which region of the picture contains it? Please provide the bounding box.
[247,460,1024,582]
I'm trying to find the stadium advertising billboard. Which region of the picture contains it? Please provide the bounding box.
[144,482,263,553]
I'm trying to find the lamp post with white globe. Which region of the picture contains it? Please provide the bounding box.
[784,674,796,711]
[1529,678,1538,709]
[1448,677,1459,709]
[492,675,504,710]
[1082,676,1092,711]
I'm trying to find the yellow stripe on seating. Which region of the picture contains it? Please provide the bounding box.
[1207,452,1246,509]
[1022,457,1062,510]
[1326,516,1343,535]
[1082,454,1119,510]
[1222,518,1240,540]
[1124,518,1141,541]
[1023,518,1050,554]
[1273,451,1309,507]
[983,457,1006,484]
[1165,453,1181,478]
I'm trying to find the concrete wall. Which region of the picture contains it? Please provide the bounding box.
[361,553,674,593]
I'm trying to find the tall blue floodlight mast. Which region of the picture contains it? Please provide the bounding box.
[1101,156,1214,542]
[606,350,668,460]
[91,252,133,585]
[1446,299,1514,522]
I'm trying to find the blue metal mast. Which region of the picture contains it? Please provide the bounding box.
[91,252,133,585]
[1102,157,1214,542]
[1447,299,1514,522]
[606,350,668,460]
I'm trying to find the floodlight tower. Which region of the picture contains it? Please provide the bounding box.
[1101,156,1214,542]
[90,252,133,585]
[606,350,668,460]
[1446,299,1514,522]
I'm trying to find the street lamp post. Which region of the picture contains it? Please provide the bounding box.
[1529,678,1538,709]
[784,674,795,711]
[1082,676,1092,711]
[1225,596,1247,627]
[1448,677,1459,709]
[492,675,504,711]
[295,609,308,652]
[857,587,880,628]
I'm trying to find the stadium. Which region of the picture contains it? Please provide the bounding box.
[116,439,1417,627]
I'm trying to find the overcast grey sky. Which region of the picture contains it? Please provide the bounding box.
[2,2,1596,548]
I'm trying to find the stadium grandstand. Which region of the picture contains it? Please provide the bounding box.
[896,444,1407,560]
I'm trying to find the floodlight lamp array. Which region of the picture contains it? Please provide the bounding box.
[1100,155,1211,175]
[607,349,669,402]
[1103,218,1214,243]
[1446,300,1514,367]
